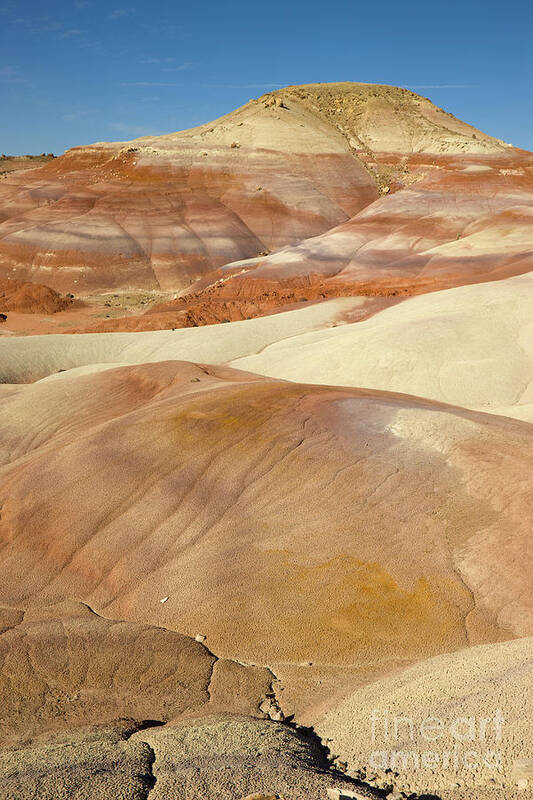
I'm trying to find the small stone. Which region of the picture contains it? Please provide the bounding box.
[241,795,279,800]
[160,596,169,603]
[327,789,368,800]
[195,633,206,642]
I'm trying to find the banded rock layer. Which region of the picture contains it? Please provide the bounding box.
[1,82,526,300]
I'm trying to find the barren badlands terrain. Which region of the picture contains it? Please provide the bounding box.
[0,83,532,800]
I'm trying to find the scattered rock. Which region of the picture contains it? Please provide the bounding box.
[160,596,169,603]
[333,759,348,772]
[260,696,284,722]
[241,795,280,800]
[327,789,368,800]
[195,633,206,642]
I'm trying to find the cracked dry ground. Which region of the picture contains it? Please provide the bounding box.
[0,358,531,798]
[0,602,382,800]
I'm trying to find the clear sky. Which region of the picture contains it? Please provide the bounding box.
[1,0,531,155]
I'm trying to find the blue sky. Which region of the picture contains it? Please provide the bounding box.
[1,0,531,154]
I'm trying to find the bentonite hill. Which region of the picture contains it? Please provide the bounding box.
[0,82,532,800]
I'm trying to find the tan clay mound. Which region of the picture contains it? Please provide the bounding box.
[232,271,533,420]
[0,296,375,383]
[2,274,532,421]
[317,636,533,799]
[0,361,531,690]
[0,82,518,296]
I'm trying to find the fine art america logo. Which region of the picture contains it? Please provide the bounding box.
[368,708,504,774]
